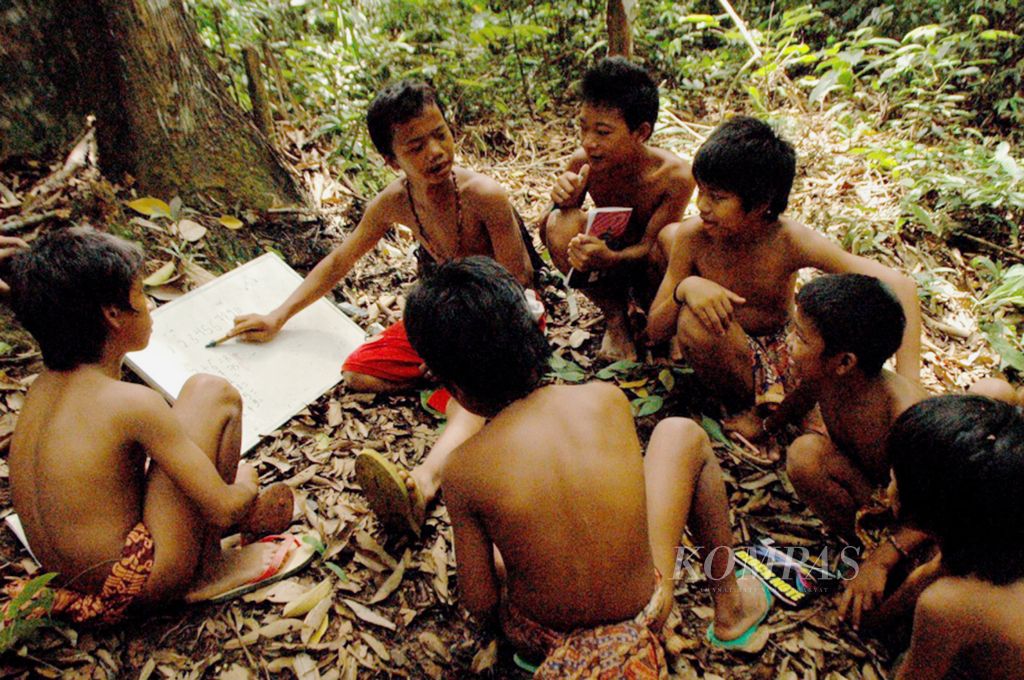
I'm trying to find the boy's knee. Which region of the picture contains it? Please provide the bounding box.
[676,307,714,351]
[651,417,711,463]
[786,434,828,488]
[968,377,1020,405]
[183,374,242,411]
[342,371,386,394]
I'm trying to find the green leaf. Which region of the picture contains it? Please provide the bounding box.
[596,359,640,380]
[302,534,327,556]
[982,321,1024,372]
[632,395,664,417]
[906,202,937,233]
[0,342,12,357]
[658,368,675,393]
[700,415,734,449]
[324,561,350,581]
[4,573,57,621]
[548,355,585,382]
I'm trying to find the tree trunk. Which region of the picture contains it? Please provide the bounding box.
[607,0,634,58]
[0,0,304,210]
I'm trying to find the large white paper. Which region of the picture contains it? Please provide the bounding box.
[126,253,367,453]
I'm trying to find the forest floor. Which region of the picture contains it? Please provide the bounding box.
[0,97,1015,679]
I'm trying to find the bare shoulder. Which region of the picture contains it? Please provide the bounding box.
[108,382,171,427]
[649,146,693,183]
[886,370,929,408]
[917,576,975,625]
[675,216,707,246]
[365,177,407,223]
[458,168,513,208]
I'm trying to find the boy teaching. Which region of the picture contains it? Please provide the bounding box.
[230,79,537,394]
[4,227,294,622]
[543,57,694,360]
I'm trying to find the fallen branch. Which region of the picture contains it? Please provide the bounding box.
[0,210,64,234]
[0,180,18,206]
[957,233,1024,264]
[22,123,96,211]
[717,0,762,59]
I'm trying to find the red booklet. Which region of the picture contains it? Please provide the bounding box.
[567,207,632,288]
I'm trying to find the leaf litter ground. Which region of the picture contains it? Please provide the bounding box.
[0,101,1017,679]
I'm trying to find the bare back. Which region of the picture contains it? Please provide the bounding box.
[447,383,655,630]
[9,369,148,591]
[820,370,927,483]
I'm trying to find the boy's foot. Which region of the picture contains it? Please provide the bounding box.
[185,539,286,603]
[723,409,766,443]
[240,483,295,543]
[707,570,773,650]
[598,319,637,361]
[354,449,426,537]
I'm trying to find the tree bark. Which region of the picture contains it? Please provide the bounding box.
[0,0,304,210]
[607,0,634,58]
[243,45,274,139]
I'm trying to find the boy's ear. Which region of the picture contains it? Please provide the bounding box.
[832,351,859,376]
[101,304,124,330]
[632,121,653,144]
[383,154,401,172]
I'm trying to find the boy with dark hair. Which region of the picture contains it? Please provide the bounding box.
[648,116,922,438]
[888,395,1024,680]
[3,227,295,623]
[783,274,1019,629]
[393,257,771,673]
[543,57,695,361]
[230,79,537,394]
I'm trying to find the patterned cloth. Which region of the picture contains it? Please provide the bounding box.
[5,523,154,624]
[746,324,795,409]
[746,323,827,437]
[501,575,675,679]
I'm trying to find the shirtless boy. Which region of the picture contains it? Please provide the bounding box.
[888,395,1024,680]
[543,57,694,360]
[648,116,921,435]
[399,257,770,674]
[4,228,293,622]
[230,79,536,394]
[785,273,1020,630]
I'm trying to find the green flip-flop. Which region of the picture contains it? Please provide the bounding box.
[706,569,774,650]
[354,449,425,537]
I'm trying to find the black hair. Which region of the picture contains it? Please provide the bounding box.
[795,273,905,375]
[5,226,144,371]
[889,395,1024,585]
[404,256,550,416]
[366,80,446,159]
[693,116,796,221]
[580,57,659,131]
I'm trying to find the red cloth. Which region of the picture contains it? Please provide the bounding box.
[342,320,425,383]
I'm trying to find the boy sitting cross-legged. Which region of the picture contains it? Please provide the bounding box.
[231,79,538,394]
[647,116,922,439]
[401,257,771,676]
[888,395,1024,680]
[543,57,695,360]
[3,227,294,623]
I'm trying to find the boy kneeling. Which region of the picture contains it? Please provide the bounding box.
[403,257,770,675]
[4,227,292,623]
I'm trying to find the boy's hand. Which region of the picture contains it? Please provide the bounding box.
[567,234,616,271]
[550,164,590,209]
[0,236,29,295]
[235,462,260,493]
[676,277,745,335]
[838,554,890,630]
[230,311,285,343]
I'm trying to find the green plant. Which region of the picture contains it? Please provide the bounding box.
[0,573,58,653]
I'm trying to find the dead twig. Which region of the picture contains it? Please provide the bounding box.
[0,210,64,234]
[957,233,1024,264]
[22,123,96,211]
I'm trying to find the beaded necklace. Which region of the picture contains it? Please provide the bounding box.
[404,170,463,263]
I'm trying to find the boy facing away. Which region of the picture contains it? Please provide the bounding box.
[4,228,292,623]
[647,116,922,437]
[543,57,695,361]
[401,257,771,675]
[889,395,1024,680]
[230,80,536,394]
